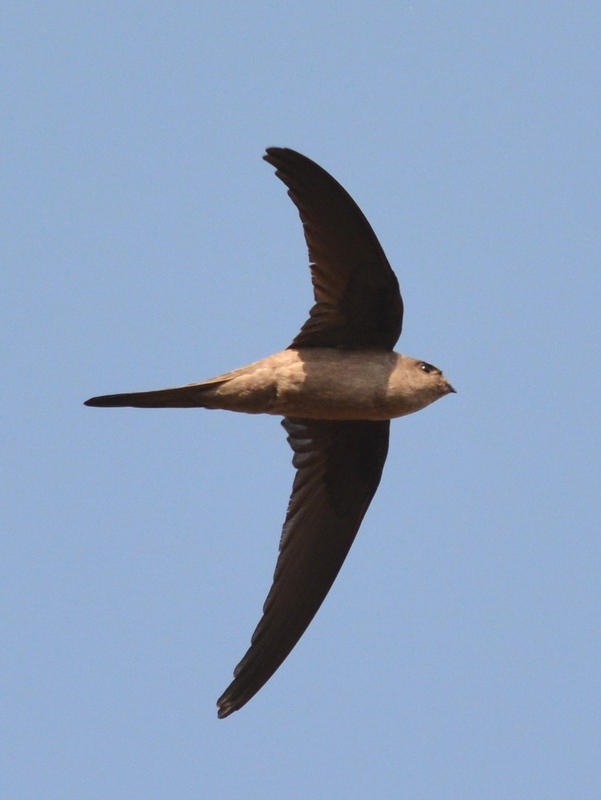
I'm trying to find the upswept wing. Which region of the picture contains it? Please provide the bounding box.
[264,147,403,351]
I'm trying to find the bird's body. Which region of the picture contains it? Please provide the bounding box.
[85,147,455,718]
[88,348,452,421]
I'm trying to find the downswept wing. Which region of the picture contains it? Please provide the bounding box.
[263,147,403,351]
[217,417,390,718]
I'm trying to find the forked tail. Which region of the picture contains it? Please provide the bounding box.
[84,381,224,408]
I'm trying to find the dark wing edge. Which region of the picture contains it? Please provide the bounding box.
[216,417,390,718]
[263,147,403,350]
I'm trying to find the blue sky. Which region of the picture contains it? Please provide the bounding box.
[3,3,600,798]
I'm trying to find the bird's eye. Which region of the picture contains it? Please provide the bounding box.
[419,362,435,374]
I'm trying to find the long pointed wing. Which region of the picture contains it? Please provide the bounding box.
[263,147,403,350]
[217,417,390,718]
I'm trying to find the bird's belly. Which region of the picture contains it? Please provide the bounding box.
[271,352,411,421]
[206,349,425,421]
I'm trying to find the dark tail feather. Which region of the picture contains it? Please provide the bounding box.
[84,382,220,408]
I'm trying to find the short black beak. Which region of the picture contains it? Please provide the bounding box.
[447,382,457,394]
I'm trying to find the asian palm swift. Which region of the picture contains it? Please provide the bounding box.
[85,147,456,718]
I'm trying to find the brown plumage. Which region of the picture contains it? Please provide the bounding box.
[85,147,455,718]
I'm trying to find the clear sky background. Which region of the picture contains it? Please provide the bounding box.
[3,3,600,798]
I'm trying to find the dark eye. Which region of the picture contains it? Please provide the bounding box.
[419,362,435,374]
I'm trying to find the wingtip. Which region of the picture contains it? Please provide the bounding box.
[263,146,286,166]
[216,666,260,718]
[216,704,233,720]
[263,146,305,167]
[216,689,242,719]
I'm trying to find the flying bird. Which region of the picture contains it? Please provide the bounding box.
[85,147,455,718]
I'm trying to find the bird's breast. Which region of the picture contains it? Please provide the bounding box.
[269,349,418,421]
